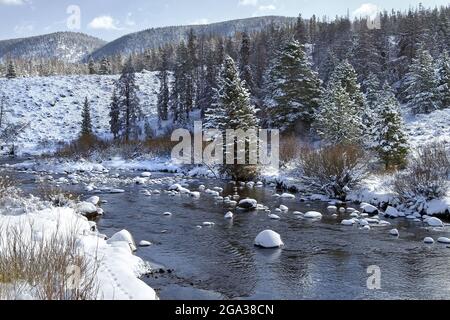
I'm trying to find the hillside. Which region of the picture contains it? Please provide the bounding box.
[89,16,296,60]
[0,32,106,63]
[0,72,160,154]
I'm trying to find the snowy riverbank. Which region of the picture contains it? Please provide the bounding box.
[0,190,157,300]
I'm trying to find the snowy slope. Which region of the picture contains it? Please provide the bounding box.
[0,32,106,63]
[0,71,160,154]
[404,108,450,147]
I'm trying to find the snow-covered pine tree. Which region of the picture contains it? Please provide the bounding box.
[404,46,441,114]
[315,84,363,145]
[116,60,141,141]
[157,49,170,122]
[109,89,120,140]
[374,82,409,169]
[88,59,96,75]
[6,61,17,79]
[205,56,259,180]
[295,14,309,44]
[99,58,111,75]
[81,97,93,137]
[362,73,381,146]
[436,50,450,108]
[264,40,322,132]
[239,32,254,93]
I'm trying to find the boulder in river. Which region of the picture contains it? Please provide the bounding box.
[238,198,258,210]
[304,211,323,220]
[107,230,137,252]
[254,230,284,249]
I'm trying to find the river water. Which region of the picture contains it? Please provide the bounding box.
[5,163,450,300]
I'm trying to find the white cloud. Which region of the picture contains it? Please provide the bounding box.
[258,4,276,11]
[190,18,209,25]
[125,12,136,27]
[353,3,379,18]
[239,0,258,6]
[88,15,121,30]
[0,0,26,5]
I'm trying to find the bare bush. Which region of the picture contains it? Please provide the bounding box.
[279,134,300,166]
[394,141,449,203]
[36,183,79,208]
[0,222,99,300]
[0,172,15,200]
[299,144,368,200]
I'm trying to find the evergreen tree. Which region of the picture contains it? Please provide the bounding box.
[295,14,309,44]
[239,32,254,92]
[205,56,259,180]
[157,50,170,121]
[81,97,93,137]
[404,46,441,114]
[116,60,141,141]
[88,59,96,75]
[6,61,17,79]
[315,84,363,145]
[374,82,409,169]
[437,50,450,108]
[109,89,120,140]
[99,57,111,75]
[362,73,381,145]
[264,40,322,132]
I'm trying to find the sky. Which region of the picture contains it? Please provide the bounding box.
[0,0,448,41]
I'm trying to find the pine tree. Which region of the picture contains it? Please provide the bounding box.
[116,60,141,141]
[6,61,17,79]
[295,14,309,44]
[437,50,450,108]
[109,89,120,140]
[157,50,170,122]
[404,46,441,114]
[374,82,409,169]
[99,58,111,75]
[205,56,259,180]
[88,59,96,75]
[239,32,254,92]
[315,84,363,145]
[264,40,322,132]
[362,73,381,146]
[81,97,93,137]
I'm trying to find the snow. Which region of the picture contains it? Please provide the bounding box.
[327,206,338,214]
[0,205,157,300]
[75,202,98,216]
[279,205,289,212]
[385,206,399,218]
[139,240,152,247]
[268,214,281,220]
[224,212,234,219]
[86,196,100,205]
[280,193,296,199]
[341,219,356,226]
[424,237,435,244]
[254,230,284,249]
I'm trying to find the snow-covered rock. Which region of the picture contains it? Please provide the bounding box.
[390,229,399,237]
[224,212,234,219]
[238,198,258,210]
[75,202,98,217]
[254,230,284,249]
[437,237,450,244]
[280,193,296,199]
[424,237,435,244]
[139,240,152,247]
[279,205,289,212]
[268,214,281,220]
[141,172,152,178]
[385,206,399,218]
[107,230,137,252]
[341,219,356,226]
[304,211,322,219]
[425,217,444,227]
[86,196,100,205]
[327,206,338,214]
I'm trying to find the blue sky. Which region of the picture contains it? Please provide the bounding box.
[0,0,448,41]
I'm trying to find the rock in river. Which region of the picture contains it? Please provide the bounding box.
[254,230,284,249]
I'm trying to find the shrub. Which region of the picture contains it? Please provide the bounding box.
[37,183,79,208]
[0,223,99,300]
[394,141,449,204]
[299,144,368,200]
[0,172,14,200]
[279,134,300,167]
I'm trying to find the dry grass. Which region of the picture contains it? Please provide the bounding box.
[36,182,79,208]
[52,135,176,160]
[299,144,368,200]
[0,172,15,200]
[394,141,450,202]
[0,222,99,300]
[279,134,300,166]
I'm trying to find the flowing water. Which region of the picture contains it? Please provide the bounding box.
[5,161,450,300]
